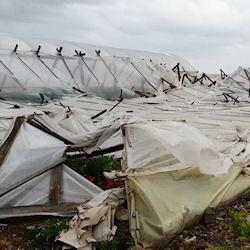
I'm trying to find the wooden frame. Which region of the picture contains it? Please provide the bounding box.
[0,116,24,165]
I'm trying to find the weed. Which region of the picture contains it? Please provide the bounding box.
[94,235,134,250]
[27,219,69,250]
[205,244,228,250]
[94,236,120,250]
[67,156,121,188]
[227,209,250,241]
[68,156,121,177]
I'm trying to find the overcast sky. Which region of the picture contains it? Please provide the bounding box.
[0,0,249,73]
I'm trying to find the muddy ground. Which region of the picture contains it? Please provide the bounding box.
[0,197,249,250]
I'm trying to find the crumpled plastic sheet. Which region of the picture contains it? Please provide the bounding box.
[57,188,125,250]
[125,122,232,176]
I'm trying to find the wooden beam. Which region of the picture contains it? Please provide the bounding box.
[134,91,156,98]
[49,165,63,205]
[0,159,66,197]
[0,202,80,217]
[66,144,124,160]
[0,116,24,165]
[27,119,73,145]
[91,109,107,120]
[244,69,250,82]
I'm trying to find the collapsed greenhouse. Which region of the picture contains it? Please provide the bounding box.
[0,34,249,249]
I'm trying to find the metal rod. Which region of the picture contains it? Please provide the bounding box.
[95,50,119,83]
[56,47,79,88]
[28,119,73,144]
[0,59,26,90]
[172,63,181,82]
[130,61,157,91]
[38,57,59,79]
[14,51,41,79]
[109,98,123,111]
[75,51,101,85]
[66,144,123,157]
[91,109,107,120]
[35,46,59,79]
[72,86,87,94]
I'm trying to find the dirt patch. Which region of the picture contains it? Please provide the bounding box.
[0,197,249,250]
[0,216,69,250]
[167,197,250,250]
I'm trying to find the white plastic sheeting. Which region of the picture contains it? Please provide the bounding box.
[128,164,250,248]
[57,188,125,250]
[35,110,121,147]
[125,122,232,175]
[0,34,248,234]
[0,164,103,218]
[0,118,14,146]
[0,108,43,118]
[123,123,250,248]
[220,66,250,98]
[0,109,108,218]
[61,165,103,203]
[0,34,196,100]
[0,169,51,208]
[0,122,66,196]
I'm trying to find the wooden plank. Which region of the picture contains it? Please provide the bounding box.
[0,159,66,197]
[66,144,124,160]
[121,125,133,241]
[27,119,73,145]
[91,109,107,120]
[121,126,128,172]
[0,202,80,217]
[0,116,24,165]
[244,69,250,82]
[48,165,63,205]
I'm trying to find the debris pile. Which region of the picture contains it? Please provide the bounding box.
[0,34,249,248]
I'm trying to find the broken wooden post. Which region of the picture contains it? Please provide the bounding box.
[220,69,228,80]
[0,116,25,165]
[49,165,63,205]
[172,62,181,82]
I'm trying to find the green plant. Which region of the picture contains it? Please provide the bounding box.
[94,236,120,250]
[68,156,121,177]
[27,219,69,250]
[67,156,121,189]
[94,236,134,250]
[205,244,228,250]
[227,209,250,241]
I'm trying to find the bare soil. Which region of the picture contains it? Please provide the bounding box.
[0,198,249,250]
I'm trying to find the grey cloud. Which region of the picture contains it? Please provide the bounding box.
[0,0,249,72]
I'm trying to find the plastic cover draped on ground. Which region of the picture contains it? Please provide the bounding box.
[125,122,232,175]
[57,188,125,250]
[0,117,103,218]
[128,164,250,248]
[0,122,66,195]
[122,122,250,248]
[0,34,249,246]
[0,164,103,218]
